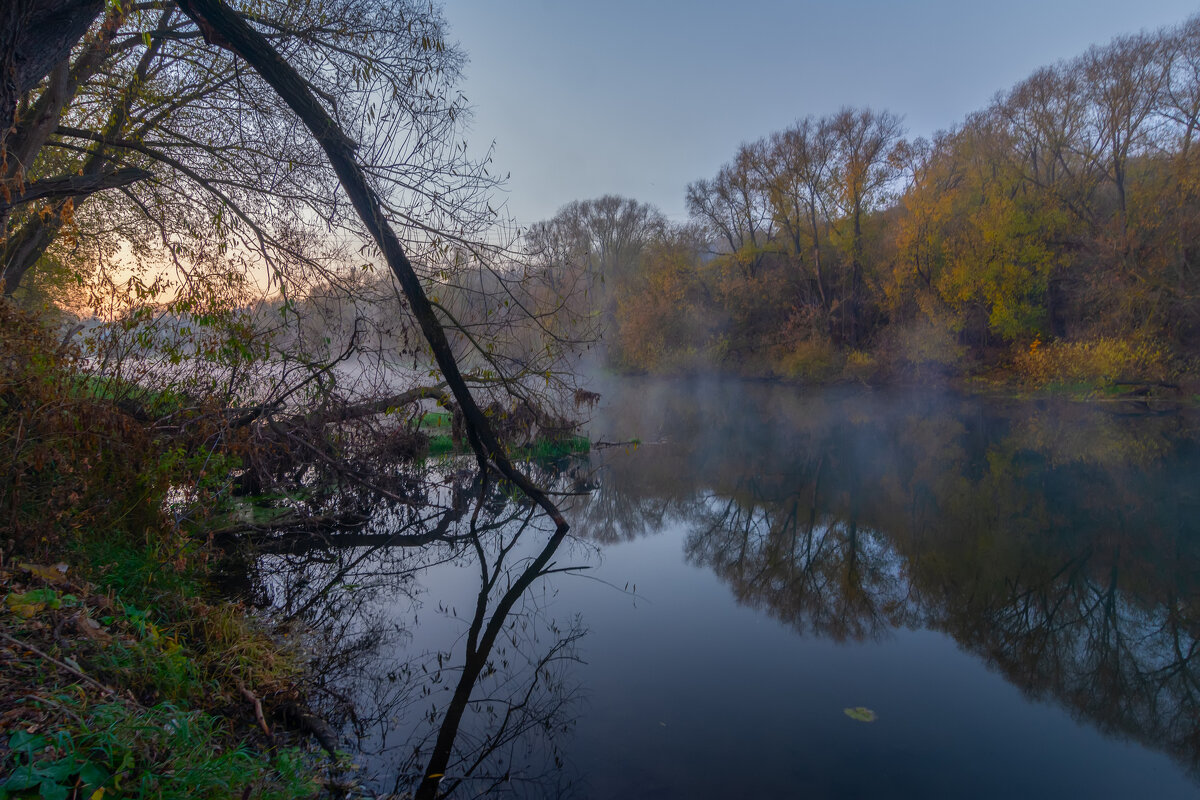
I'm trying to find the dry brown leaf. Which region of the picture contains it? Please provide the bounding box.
[74,615,112,643]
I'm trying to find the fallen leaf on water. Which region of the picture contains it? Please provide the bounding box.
[843,707,877,722]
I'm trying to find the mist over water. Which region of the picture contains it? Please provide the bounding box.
[254,376,1200,798]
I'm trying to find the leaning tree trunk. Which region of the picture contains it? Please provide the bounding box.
[173,0,568,534]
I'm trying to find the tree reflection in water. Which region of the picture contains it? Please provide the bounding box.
[235,467,589,799]
[581,378,1200,777]
[230,380,1200,794]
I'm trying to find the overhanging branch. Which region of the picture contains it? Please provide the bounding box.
[173,0,568,534]
[0,167,152,211]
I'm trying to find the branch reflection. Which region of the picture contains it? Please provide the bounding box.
[585,379,1200,775]
[236,466,588,799]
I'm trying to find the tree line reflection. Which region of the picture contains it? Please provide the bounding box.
[231,467,587,798]
[575,379,1200,775]
[230,380,1200,795]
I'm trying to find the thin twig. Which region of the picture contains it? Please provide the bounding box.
[0,631,117,697]
[235,678,273,739]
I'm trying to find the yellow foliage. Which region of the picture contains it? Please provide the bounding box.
[775,337,841,381]
[1012,337,1168,385]
[842,349,877,382]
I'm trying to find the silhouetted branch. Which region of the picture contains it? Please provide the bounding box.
[173,0,569,534]
[0,167,152,212]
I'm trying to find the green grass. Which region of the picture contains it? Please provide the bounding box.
[1038,380,1103,397]
[2,530,325,799]
[419,411,452,429]
[427,433,455,456]
[72,535,202,611]
[418,412,456,457]
[62,536,212,703]
[0,700,318,800]
[510,435,591,462]
[417,411,590,462]
[422,433,590,463]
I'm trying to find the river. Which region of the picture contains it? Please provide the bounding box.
[246,376,1200,798]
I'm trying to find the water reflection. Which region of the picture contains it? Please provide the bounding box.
[235,378,1200,796]
[233,468,587,798]
[588,379,1200,777]
[685,481,911,642]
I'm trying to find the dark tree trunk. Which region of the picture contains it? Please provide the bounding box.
[0,0,103,158]
[173,0,567,533]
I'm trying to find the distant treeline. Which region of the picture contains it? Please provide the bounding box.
[529,16,1200,386]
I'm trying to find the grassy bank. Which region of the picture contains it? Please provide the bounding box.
[0,530,328,799]
[1,303,331,798]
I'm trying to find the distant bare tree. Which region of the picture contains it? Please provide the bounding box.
[826,107,904,343]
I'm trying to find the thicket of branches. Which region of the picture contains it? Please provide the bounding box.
[1,0,591,544]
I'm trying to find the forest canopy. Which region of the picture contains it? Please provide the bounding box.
[532,16,1200,388]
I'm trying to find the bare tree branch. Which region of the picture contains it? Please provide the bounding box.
[0,167,152,212]
[173,0,569,534]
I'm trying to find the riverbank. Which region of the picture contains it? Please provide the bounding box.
[0,522,342,798]
[599,342,1200,405]
[0,304,337,797]
[0,299,593,798]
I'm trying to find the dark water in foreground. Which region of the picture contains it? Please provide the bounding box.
[252,378,1200,798]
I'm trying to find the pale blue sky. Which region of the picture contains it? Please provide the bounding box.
[443,0,1199,226]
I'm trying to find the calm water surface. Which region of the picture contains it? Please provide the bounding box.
[252,377,1200,798]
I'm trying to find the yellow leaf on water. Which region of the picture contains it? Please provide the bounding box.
[843,706,877,722]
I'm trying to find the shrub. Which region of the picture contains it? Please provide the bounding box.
[1012,336,1169,386]
[0,301,168,554]
[774,337,841,381]
[842,350,878,382]
[885,313,965,374]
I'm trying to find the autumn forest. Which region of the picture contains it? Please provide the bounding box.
[531,17,1200,389]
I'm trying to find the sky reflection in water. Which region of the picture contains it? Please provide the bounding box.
[251,377,1200,798]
